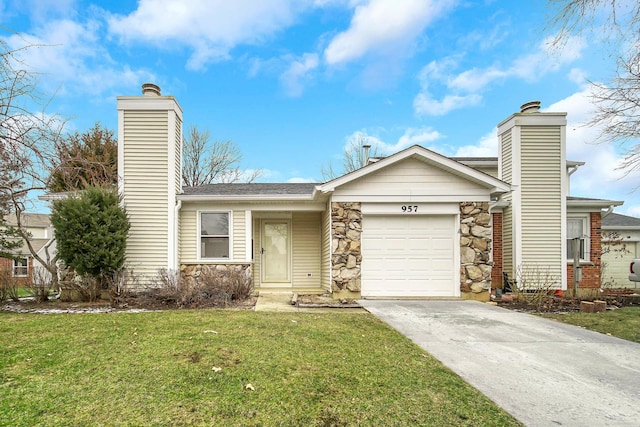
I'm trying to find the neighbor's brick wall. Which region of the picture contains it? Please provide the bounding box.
[566,212,602,289]
[491,212,503,287]
[0,256,34,286]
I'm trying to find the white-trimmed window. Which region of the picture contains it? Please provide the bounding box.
[567,216,589,261]
[200,212,230,259]
[12,257,29,277]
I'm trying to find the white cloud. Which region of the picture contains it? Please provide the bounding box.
[280,53,319,97]
[414,92,482,116]
[108,0,301,70]
[287,176,318,183]
[396,127,441,148]
[344,126,443,155]
[6,19,154,98]
[414,35,587,116]
[454,129,498,157]
[324,0,456,65]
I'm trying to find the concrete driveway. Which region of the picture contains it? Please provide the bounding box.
[359,299,640,426]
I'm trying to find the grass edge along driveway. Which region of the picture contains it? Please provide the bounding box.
[0,310,522,426]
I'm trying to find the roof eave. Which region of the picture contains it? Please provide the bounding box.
[602,225,640,230]
[566,199,624,208]
[177,194,318,202]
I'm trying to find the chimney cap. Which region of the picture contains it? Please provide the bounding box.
[520,100,541,113]
[141,83,161,96]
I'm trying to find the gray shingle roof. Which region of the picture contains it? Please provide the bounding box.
[602,212,640,228]
[181,183,319,196]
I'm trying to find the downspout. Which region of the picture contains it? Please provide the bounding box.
[173,200,182,271]
[601,204,614,219]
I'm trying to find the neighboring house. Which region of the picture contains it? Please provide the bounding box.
[0,213,55,285]
[601,212,640,289]
[117,84,623,300]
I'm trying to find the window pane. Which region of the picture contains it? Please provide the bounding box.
[201,213,229,236]
[12,257,28,277]
[567,238,585,260]
[201,237,229,258]
[567,219,583,239]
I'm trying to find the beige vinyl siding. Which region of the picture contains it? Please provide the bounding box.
[520,126,563,283]
[320,206,331,291]
[176,208,182,263]
[501,130,514,277]
[233,211,246,260]
[123,110,170,278]
[292,212,321,288]
[253,218,261,287]
[179,210,197,261]
[474,166,499,178]
[334,158,487,197]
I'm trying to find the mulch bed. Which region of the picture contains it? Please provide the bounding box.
[497,292,640,314]
[2,295,258,313]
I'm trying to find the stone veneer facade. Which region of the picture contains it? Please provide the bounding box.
[331,202,362,293]
[460,202,493,294]
[329,201,494,297]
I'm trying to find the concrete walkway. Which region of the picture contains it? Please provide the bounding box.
[359,299,640,427]
[254,292,364,313]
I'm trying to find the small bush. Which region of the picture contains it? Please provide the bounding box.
[513,264,560,312]
[129,266,254,309]
[0,269,19,302]
[26,266,54,303]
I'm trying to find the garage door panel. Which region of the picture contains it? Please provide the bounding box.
[602,243,638,288]
[362,214,457,297]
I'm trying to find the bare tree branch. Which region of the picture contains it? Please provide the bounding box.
[547,0,640,176]
[0,38,64,286]
[321,133,380,180]
[182,124,262,186]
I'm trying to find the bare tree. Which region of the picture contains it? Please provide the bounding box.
[321,133,380,180]
[182,125,261,186]
[0,38,64,287]
[547,0,640,175]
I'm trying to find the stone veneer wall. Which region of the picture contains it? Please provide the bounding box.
[460,202,492,293]
[180,264,252,288]
[331,202,362,292]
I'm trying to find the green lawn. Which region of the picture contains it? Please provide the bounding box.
[542,306,640,343]
[0,310,521,426]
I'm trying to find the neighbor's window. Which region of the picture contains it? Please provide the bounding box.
[567,217,588,261]
[200,212,230,259]
[12,257,29,277]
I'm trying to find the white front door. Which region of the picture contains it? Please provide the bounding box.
[261,221,291,284]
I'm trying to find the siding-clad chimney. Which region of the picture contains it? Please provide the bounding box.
[117,84,183,284]
[498,101,568,289]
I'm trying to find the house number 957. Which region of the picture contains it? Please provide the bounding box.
[401,205,418,213]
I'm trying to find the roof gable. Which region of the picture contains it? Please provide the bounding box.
[319,145,510,197]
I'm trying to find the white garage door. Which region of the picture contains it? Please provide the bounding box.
[361,215,457,297]
[601,243,638,288]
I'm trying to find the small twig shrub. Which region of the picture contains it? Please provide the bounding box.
[133,267,254,308]
[0,269,19,302]
[26,266,54,303]
[58,268,101,302]
[514,264,560,312]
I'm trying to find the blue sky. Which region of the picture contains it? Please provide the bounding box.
[2,0,639,216]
